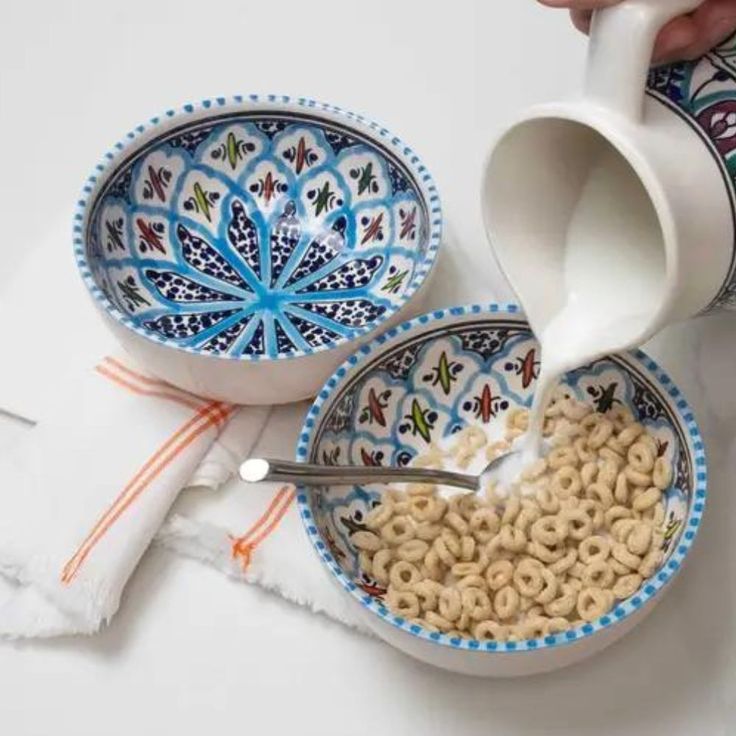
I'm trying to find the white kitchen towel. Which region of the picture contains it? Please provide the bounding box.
[0,355,267,638]
[158,400,369,633]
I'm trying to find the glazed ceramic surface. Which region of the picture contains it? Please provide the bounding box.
[296,305,706,676]
[647,32,736,310]
[483,2,736,364]
[74,96,441,401]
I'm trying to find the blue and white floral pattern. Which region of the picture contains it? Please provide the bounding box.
[296,305,707,653]
[647,32,736,310]
[77,97,441,359]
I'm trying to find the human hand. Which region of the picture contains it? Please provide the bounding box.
[538,0,736,63]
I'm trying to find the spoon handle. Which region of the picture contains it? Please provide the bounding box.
[240,458,478,492]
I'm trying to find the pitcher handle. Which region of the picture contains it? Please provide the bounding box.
[585,0,705,121]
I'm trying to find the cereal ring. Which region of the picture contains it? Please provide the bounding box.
[640,502,666,527]
[577,587,612,622]
[574,437,597,464]
[469,508,501,543]
[425,610,453,632]
[499,525,527,552]
[544,583,577,617]
[578,535,611,564]
[513,558,545,598]
[633,486,661,512]
[445,511,469,536]
[611,518,638,544]
[440,528,461,556]
[561,399,592,421]
[460,534,476,562]
[582,560,614,588]
[527,540,566,563]
[617,422,644,447]
[609,557,631,576]
[389,560,421,591]
[387,589,420,619]
[485,559,514,591]
[458,494,483,522]
[433,536,457,567]
[597,460,619,489]
[639,548,663,578]
[473,620,508,642]
[358,551,372,575]
[626,523,653,556]
[588,419,614,449]
[560,496,580,511]
[411,579,442,611]
[535,567,559,605]
[563,508,594,541]
[501,496,521,525]
[548,445,580,469]
[365,502,394,530]
[580,412,602,431]
[549,547,578,575]
[507,407,530,431]
[408,495,440,523]
[452,561,483,578]
[461,587,493,621]
[578,499,605,530]
[514,504,542,533]
[530,515,567,546]
[371,548,393,585]
[638,432,659,455]
[614,472,629,505]
[518,616,549,641]
[604,505,632,528]
[611,542,642,570]
[625,466,652,487]
[551,466,583,499]
[380,516,415,545]
[601,441,625,463]
[396,538,429,563]
[653,457,673,490]
[494,585,520,620]
[521,458,549,482]
[547,617,571,634]
[580,462,598,489]
[415,522,443,541]
[537,485,561,514]
[421,547,444,581]
[486,440,511,462]
[456,426,487,452]
[438,587,463,622]
[628,441,655,473]
[607,405,634,429]
[586,482,614,509]
[457,574,487,591]
[406,483,437,496]
[352,530,383,552]
[613,573,642,600]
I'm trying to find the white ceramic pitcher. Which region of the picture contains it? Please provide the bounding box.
[482,0,736,352]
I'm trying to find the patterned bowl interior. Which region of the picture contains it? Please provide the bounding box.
[297,306,706,652]
[80,101,438,359]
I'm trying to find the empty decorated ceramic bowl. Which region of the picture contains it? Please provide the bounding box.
[74,95,441,403]
[296,304,706,677]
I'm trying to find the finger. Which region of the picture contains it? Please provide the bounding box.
[571,8,593,34]
[537,0,621,9]
[654,0,736,63]
[652,15,699,63]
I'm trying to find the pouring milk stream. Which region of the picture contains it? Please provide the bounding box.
[482,0,719,489]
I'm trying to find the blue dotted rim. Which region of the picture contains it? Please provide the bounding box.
[295,303,708,653]
[72,94,443,363]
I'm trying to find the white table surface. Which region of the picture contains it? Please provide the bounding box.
[1,1,735,734]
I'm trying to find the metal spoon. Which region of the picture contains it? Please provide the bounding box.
[239,451,521,493]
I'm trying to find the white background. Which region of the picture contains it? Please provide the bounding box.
[1,1,735,734]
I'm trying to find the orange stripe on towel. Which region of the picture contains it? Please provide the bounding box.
[61,401,233,584]
[230,486,296,571]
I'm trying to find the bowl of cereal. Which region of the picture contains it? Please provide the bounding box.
[296,304,706,676]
